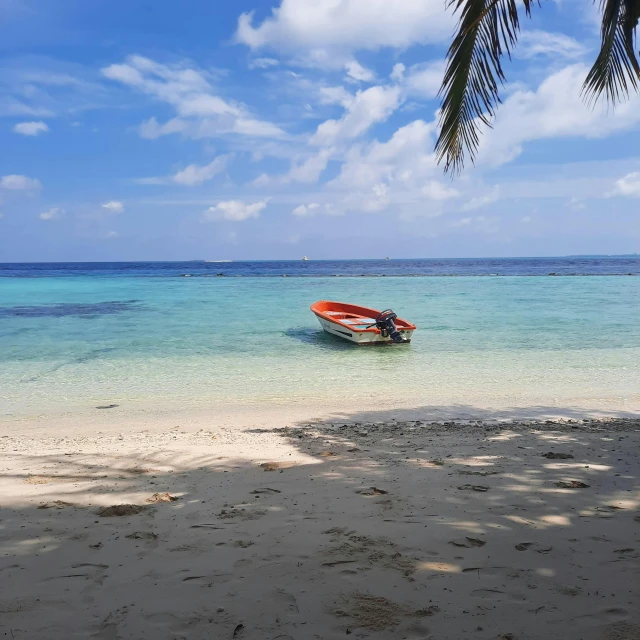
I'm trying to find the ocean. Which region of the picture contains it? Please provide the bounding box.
[1,257,639,421]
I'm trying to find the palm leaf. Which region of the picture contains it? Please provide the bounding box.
[435,0,534,174]
[582,0,640,104]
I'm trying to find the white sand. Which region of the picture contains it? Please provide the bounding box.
[1,416,639,639]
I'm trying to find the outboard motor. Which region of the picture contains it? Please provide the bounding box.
[375,309,405,343]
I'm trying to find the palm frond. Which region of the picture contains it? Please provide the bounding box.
[435,0,535,174]
[582,0,640,105]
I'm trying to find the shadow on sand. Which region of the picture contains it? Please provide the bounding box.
[0,406,638,639]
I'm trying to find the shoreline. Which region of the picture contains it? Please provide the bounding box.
[1,416,638,639]
[2,398,639,438]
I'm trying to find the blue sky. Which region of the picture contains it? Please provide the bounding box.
[1,0,639,261]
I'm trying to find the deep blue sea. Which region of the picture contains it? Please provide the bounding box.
[2,256,639,278]
[1,257,639,420]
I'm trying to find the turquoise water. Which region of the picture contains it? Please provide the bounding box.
[1,269,640,418]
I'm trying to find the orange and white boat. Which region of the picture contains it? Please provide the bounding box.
[310,300,416,345]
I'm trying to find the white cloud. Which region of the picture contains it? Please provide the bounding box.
[422,181,458,200]
[203,200,268,221]
[101,200,124,213]
[0,58,106,119]
[319,86,353,107]
[329,119,437,191]
[480,65,640,166]
[102,55,284,140]
[460,187,500,211]
[390,63,405,82]
[452,215,500,233]
[521,216,532,223]
[170,155,229,186]
[345,60,374,82]
[609,172,640,197]
[106,231,118,238]
[517,31,587,60]
[0,174,41,190]
[13,121,49,136]
[292,202,320,216]
[285,149,333,183]
[566,196,586,210]
[39,207,63,220]
[251,172,271,188]
[403,61,445,99]
[311,84,401,146]
[236,0,454,56]
[249,57,280,69]
[326,119,459,215]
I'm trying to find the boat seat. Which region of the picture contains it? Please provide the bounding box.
[342,318,376,325]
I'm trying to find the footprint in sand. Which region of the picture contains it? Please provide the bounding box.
[471,589,527,602]
[576,607,631,626]
[602,621,640,639]
[321,528,416,578]
[218,506,267,520]
[449,537,486,548]
[265,589,299,616]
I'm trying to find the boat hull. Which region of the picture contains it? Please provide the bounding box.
[310,301,416,346]
[315,315,414,345]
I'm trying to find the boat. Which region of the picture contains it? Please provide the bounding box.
[302,256,309,261]
[310,300,416,345]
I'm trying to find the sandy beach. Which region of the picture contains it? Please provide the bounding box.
[1,414,638,640]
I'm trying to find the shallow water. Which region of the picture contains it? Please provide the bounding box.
[1,259,639,418]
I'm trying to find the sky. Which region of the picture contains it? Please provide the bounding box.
[0,0,639,261]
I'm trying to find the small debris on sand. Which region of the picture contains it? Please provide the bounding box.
[124,467,151,475]
[555,480,590,489]
[25,475,56,485]
[218,507,267,521]
[260,462,286,471]
[97,504,147,517]
[37,500,75,509]
[356,487,388,496]
[458,484,490,492]
[146,492,178,503]
[458,469,500,476]
[125,531,157,540]
[542,452,574,459]
[515,542,552,553]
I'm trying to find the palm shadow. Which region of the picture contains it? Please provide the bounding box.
[0,408,638,639]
